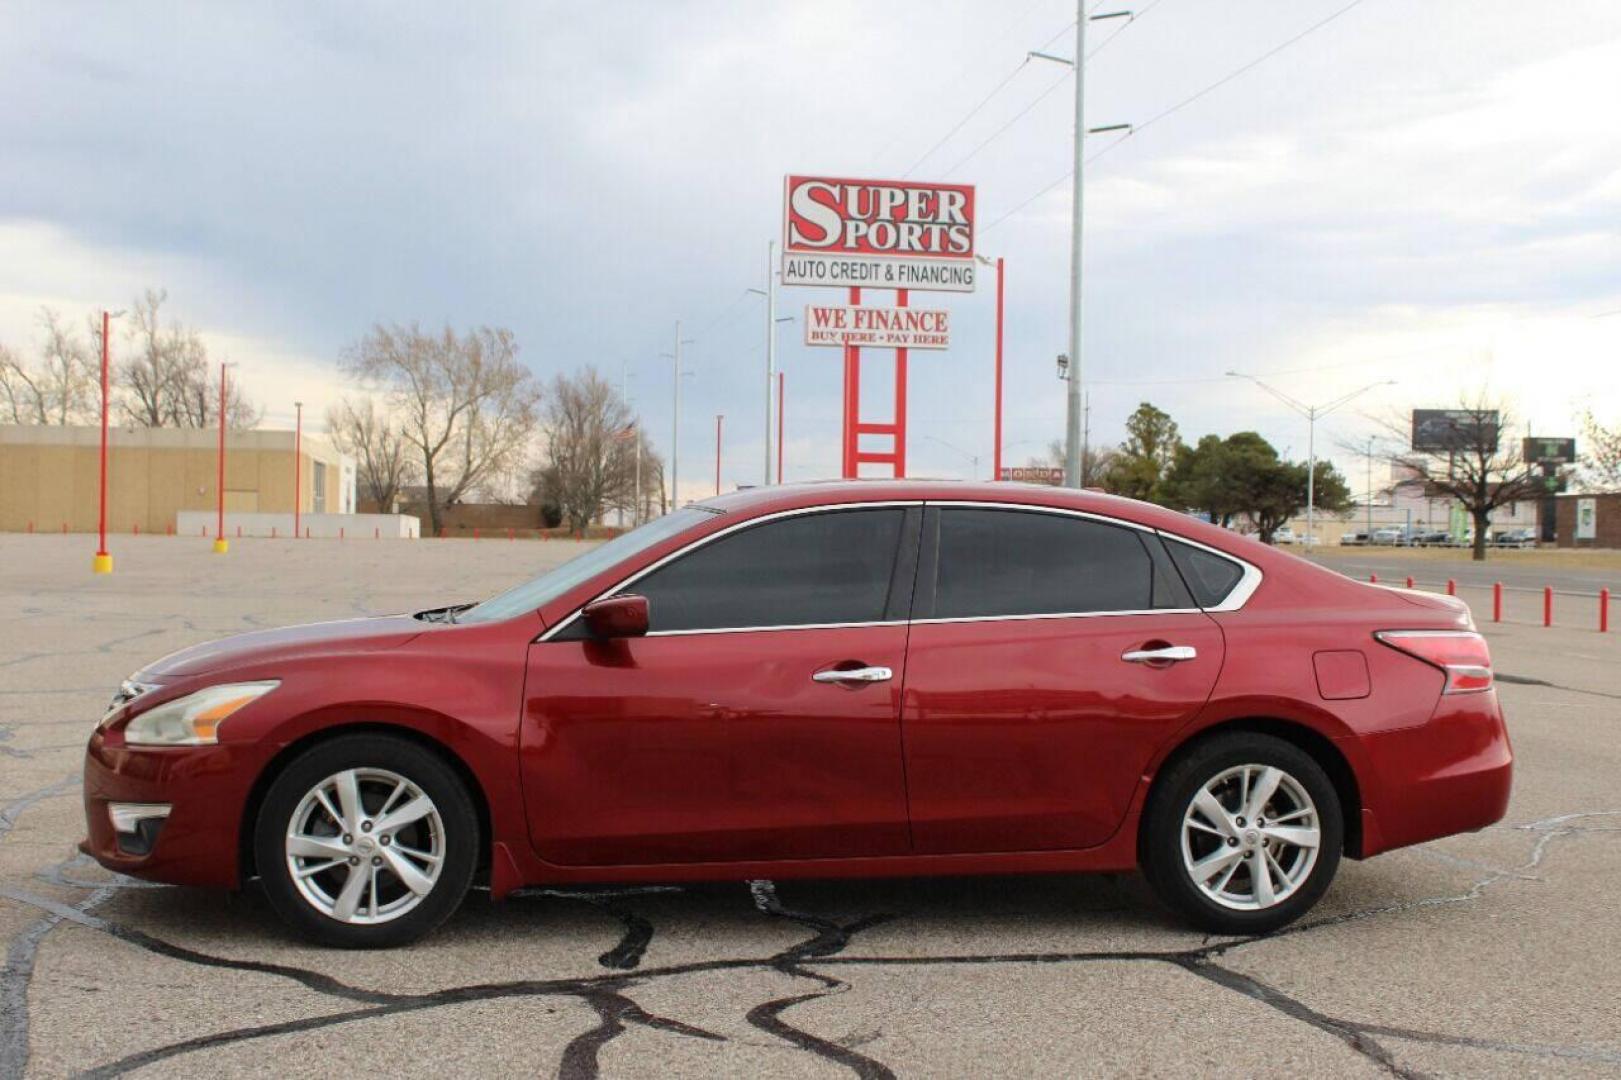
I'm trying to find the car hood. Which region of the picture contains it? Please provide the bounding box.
[139,615,425,679]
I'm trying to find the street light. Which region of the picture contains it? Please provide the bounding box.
[293,401,303,540]
[92,308,126,575]
[1226,372,1396,548]
[214,362,236,554]
[975,254,1006,482]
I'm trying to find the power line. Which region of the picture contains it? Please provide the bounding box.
[942,70,1074,178]
[902,61,1032,177]
[982,0,1370,233]
[898,12,1079,178]
[1129,0,1367,139]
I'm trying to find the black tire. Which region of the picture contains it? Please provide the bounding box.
[254,733,478,948]
[1140,732,1342,935]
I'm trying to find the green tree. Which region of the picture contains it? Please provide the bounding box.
[1103,402,1181,502]
[1163,430,1352,542]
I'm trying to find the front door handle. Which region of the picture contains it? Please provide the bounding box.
[1121,645,1197,664]
[812,666,894,684]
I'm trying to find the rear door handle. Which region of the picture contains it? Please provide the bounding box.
[1121,645,1197,664]
[812,666,894,684]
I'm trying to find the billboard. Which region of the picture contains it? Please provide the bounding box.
[782,175,977,292]
[1523,436,1576,464]
[1411,409,1500,453]
[803,304,950,349]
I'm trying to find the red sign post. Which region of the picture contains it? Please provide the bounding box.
[782,175,976,479]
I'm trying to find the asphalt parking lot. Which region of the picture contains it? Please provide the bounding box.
[2,534,1619,1078]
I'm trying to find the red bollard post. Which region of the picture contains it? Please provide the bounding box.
[1493,582,1502,622]
[507,528,514,541]
[374,527,380,540]
[271,526,277,538]
[1602,588,1610,633]
[1543,586,1553,627]
[62,522,68,534]
[133,523,140,536]
[1446,578,1456,596]
[26,521,33,533]
[236,524,242,538]
[1405,575,1414,589]
[340,527,345,541]
[1369,573,1378,584]
[473,528,480,541]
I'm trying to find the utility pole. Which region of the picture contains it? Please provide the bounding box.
[1031,3,1131,487]
[1366,435,1375,540]
[213,363,233,554]
[92,309,123,574]
[715,414,724,495]
[1064,5,1087,488]
[1081,389,1091,486]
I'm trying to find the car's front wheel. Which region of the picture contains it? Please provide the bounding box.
[254,733,478,948]
[1141,732,1343,935]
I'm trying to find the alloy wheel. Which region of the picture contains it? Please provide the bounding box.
[284,767,445,925]
[1179,763,1321,911]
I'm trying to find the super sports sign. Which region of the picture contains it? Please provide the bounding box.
[782,175,977,293]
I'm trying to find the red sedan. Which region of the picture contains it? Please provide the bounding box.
[82,482,1512,947]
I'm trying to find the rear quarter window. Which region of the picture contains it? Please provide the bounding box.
[1163,537,1247,608]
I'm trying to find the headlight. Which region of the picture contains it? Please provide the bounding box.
[123,681,279,746]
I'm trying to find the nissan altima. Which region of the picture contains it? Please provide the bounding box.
[83,482,1512,947]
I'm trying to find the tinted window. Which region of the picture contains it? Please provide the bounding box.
[631,509,906,632]
[1163,538,1246,607]
[932,509,1162,618]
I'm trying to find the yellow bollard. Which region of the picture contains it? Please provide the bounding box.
[92,553,114,574]
[212,538,229,554]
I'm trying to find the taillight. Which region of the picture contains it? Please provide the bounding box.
[1376,630,1493,694]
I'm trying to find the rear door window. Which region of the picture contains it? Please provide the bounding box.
[929,508,1176,619]
[1162,537,1246,607]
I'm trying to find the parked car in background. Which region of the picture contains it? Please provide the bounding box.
[1414,530,1453,547]
[1370,527,1412,546]
[1339,531,1369,546]
[83,481,1512,946]
[1492,528,1536,549]
[1272,527,1296,544]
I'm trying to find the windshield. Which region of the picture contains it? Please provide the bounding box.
[457,508,715,625]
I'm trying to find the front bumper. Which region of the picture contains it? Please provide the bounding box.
[1353,688,1514,857]
[79,730,253,889]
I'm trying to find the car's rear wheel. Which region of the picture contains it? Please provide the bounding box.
[1141,732,1342,935]
[254,733,478,948]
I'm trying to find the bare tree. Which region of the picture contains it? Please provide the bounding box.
[343,322,542,536]
[120,289,259,429]
[1028,438,1115,486]
[537,368,642,531]
[1580,410,1621,491]
[327,396,414,511]
[1381,394,1539,561]
[0,309,97,424]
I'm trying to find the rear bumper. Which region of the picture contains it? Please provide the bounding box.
[79,731,249,889]
[1353,688,1513,857]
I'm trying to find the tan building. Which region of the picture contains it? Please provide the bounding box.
[0,424,351,534]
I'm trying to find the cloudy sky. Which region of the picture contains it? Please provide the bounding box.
[4,0,1619,502]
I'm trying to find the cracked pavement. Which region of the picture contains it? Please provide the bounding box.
[2,534,1618,1078]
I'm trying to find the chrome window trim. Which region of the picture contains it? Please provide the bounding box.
[911,607,1204,627]
[1153,529,1263,612]
[537,501,922,641]
[538,497,1264,642]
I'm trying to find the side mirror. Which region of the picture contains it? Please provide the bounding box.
[581,594,649,639]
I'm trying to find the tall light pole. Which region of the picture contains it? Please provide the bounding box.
[777,371,785,484]
[92,308,125,574]
[1031,3,1132,487]
[763,241,776,484]
[293,401,303,540]
[976,255,1006,480]
[921,435,981,481]
[664,325,693,511]
[714,414,724,495]
[1226,373,1395,547]
[213,362,235,554]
